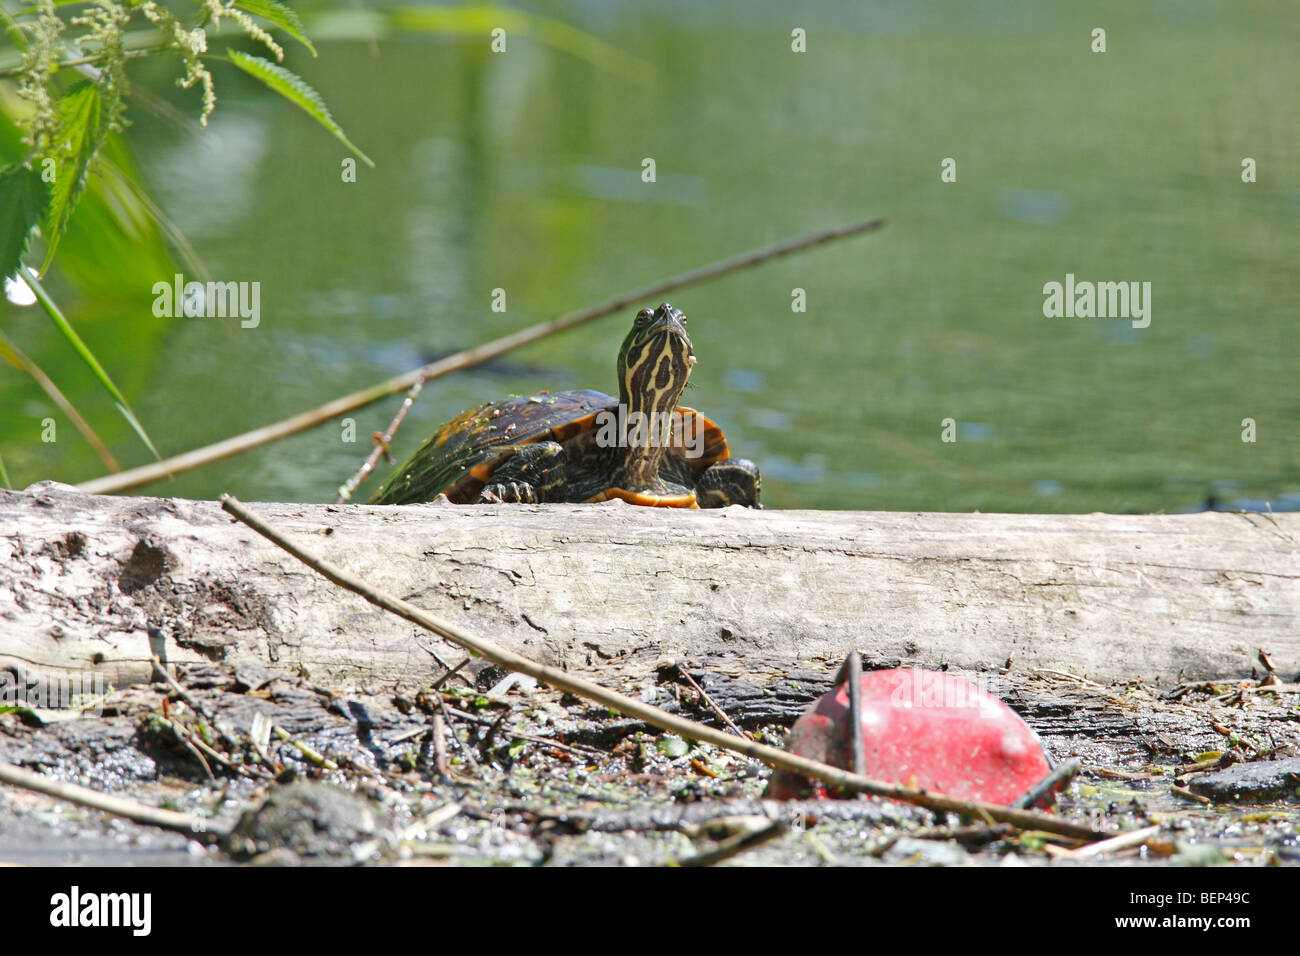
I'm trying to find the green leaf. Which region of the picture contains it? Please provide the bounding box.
[225,50,373,167]
[657,734,689,758]
[22,268,161,460]
[0,163,49,280]
[42,83,110,273]
[233,0,317,56]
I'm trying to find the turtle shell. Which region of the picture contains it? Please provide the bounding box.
[370,389,733,505]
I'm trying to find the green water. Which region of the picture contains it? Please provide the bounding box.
[3,1,1297,512]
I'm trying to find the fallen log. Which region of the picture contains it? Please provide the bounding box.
[1,482,1296,687]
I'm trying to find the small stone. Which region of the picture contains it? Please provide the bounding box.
[1186,758,1300,804]
[882,837,971,867]
[227,781,388,863]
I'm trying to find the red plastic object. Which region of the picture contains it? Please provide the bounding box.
[766,668,1057,806]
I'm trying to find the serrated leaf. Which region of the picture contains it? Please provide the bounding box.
[226,50,373,167]
[0,164,49,280]
[234,0,317,56]
[42,83,110,273]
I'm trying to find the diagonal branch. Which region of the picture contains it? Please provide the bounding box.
[219,492,1107,843]
[78,217,885,496]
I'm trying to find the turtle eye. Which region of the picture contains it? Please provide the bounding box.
[635,309,652,326]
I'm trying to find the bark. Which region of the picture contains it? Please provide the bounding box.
[1,482,1296,688]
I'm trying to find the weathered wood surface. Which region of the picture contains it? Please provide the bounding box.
[1,482,1296,687]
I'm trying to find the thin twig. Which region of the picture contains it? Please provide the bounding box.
[430,714,449,779]
[440,705,603,758]
[219,494,1108,842]
[1051,824,1162,860]
[675,820,788,867]
[155,716,215,781]
[436,695,479,769]
[676,664,751,740]
[272,723,338,770]
[1029,668,1107,690]
[1012,759,1081,810]
[150,656,233,745]
[1263,503,1298,547]
[337,380,424,503]
[430,656,472,691]
[0,759,224,844]
[1171,785,1211,804]
[77,219,885,496]
[1213,682,1300,703]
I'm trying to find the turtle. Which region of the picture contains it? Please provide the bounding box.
[370,303,761,508]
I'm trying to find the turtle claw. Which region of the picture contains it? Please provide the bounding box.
[479,481,538,504]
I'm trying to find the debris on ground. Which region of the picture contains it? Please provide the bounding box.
[1,654,1297,866]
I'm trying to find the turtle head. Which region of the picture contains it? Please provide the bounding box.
[616,302,695,415]
[615,303,696,489]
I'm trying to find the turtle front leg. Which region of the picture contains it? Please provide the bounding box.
[478,441,565,504]
[696,458,762,508]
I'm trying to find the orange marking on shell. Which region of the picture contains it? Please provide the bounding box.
[673,407,730,467]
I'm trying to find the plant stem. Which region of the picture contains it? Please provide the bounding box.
[22,266,161,460]
[0,328,122,472]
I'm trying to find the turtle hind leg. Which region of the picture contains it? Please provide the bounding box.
[477,441,565,504]
[696,458,762,508]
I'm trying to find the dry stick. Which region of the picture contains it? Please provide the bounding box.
[430,713,450,779]
[676,820,789,867]
[436,695,479,769]
[439,705,604,759]
[150,656,270,779]
[1046,824,1163,860]
[219,494,1107,842]
[429,656,472,691]
[336,217,885,501]
[676,663,751,740]
[155,716,216,781]
[76,219,885,497]
[1171,785,1211,804]
[272,724,338,771]
[150,655,238,750]
[338,379,423,503]
[0,759,224,844]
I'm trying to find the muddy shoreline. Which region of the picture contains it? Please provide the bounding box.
[1,655,1297,866]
